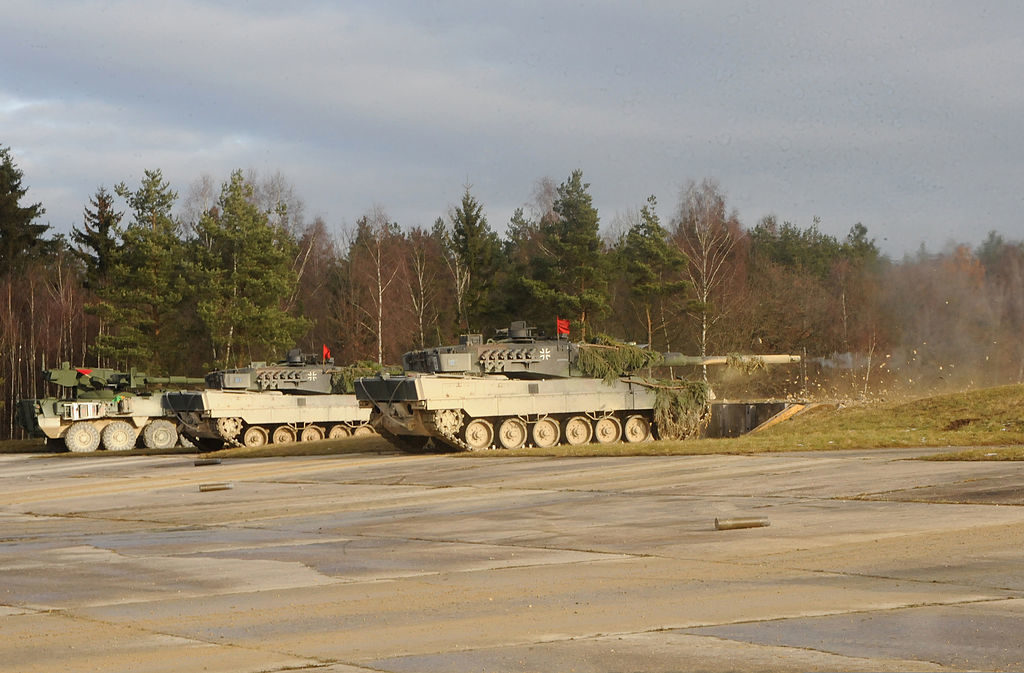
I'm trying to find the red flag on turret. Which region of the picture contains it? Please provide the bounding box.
[322,344,331,362]
[556,317,570,336]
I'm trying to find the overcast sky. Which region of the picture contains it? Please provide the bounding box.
[3,1,1022,257]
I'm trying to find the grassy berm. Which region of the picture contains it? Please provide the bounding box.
[487,384,1024,460]
[4,385,1023,460]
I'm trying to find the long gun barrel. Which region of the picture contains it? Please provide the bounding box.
[661,353,801,367]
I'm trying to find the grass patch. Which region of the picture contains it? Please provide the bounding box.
[0,438,56,454]
[920,446,1024,461]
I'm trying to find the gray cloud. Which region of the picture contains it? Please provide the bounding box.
[3,1,1022,256]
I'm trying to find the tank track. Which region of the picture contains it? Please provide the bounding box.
[215,417,244,448]
[424,411,472,451]
[420,409,473,451]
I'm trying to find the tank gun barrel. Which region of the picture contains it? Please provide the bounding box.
[661,353,801,368]
[127,369,205,388]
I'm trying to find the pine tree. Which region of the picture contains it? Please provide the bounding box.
[190,170,309,368]
[0,146,53,438]
[93,169,186,371]
[521,169,608,339]
[620,195,689,349]
[0,146,51,277]
[72,186,122,290]
[436,187,501,332]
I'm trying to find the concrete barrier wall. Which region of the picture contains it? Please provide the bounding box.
[703,401,790,438]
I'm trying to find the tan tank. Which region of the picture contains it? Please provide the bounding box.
[166,351,377,450]
[356,322,800,451]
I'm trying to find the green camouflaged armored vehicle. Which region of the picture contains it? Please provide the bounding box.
[17,364,204,452]
[356,321,800,451]
[166,350,376,450]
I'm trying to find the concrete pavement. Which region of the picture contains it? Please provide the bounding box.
[1,448,1023,672]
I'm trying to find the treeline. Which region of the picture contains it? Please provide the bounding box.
[3,146,1024,438]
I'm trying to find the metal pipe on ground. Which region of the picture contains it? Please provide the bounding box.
[715,517,770,530]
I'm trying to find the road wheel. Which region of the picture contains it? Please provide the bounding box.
[352,424,376,437]
[65,422,100,453]
[272,425,296,444]
[594,416,622,444]
[243,425,269,447]
[102,420,137,451]
[497,418,528,449]
[564,416,593,446]
[623,415,652,442]
[531,418,560,448]
[142,419,178,449]
[327,424,351,439]
[463,418,494,450]
[300,425,324,442]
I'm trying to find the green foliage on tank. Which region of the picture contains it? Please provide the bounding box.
[575,335,664,382]
[330,361,403,394]
[654,383,711,440]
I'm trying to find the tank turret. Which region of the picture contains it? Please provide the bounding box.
[400,321,799,379]
[357,321,801,452]
[205,349,346,394]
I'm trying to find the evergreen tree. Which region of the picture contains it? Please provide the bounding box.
[0,146,51,277]
[620,195,689,349]
[72,186,122,290]
[190,170,309,368]
[0,146,53,437]
[521,169,608,339]
[93,169,186,371]
[436,187,501,332]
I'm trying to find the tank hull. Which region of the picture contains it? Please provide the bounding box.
[166,389,373,449]
[356,374,673,451]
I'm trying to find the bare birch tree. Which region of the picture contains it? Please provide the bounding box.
[673,179,739,379]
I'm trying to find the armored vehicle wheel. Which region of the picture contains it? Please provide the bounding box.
[497,418,527,449]
[594,416,622,444]
[65,422,101,453]
[272,425,296,444]
[328,424,351,439]
[623,415,652,442]
[243,425,269,447]
[142,419,178,449]
[463,418,494,450]
[352,425,375,437]
[564,416,593,445]
[300,425,324,442]
[102,420,138,451]
[531,418,560,448]
[216,417,243,441]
